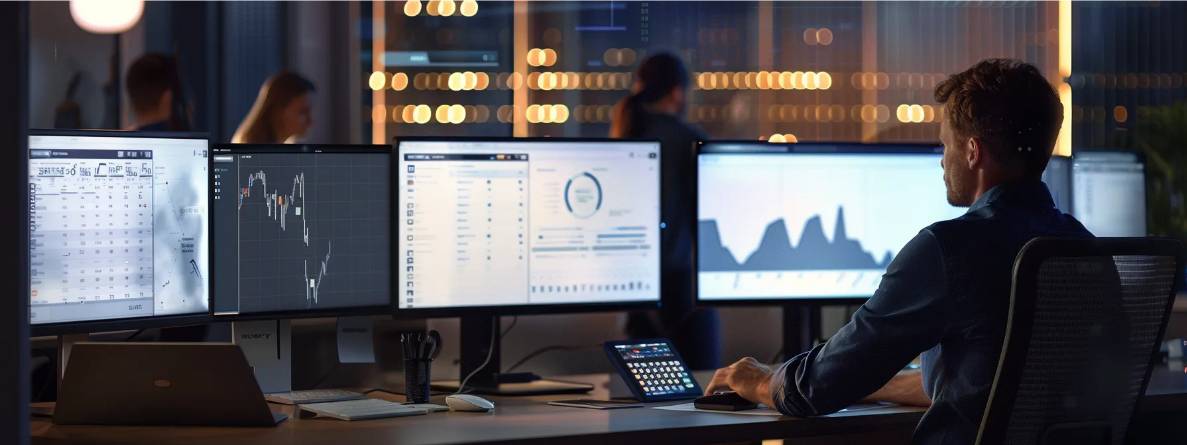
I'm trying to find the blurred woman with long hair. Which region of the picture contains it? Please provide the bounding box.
[232,71,315,144]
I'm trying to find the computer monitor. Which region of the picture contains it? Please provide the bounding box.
[395,137,661,395]
[697,141,966,304]
[209,144,391,319]
[28,130,211,336]
[395,138,662,315]
[1072,150,1147,237]
[1042,155,1073,213]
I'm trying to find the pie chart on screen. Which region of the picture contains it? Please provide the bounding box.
[564,172,602,219]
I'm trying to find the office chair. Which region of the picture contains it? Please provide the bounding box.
[976,237,1185,445]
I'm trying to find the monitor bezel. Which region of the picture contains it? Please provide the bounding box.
[693,139,948,307]
[207,143,396,322]
[391,136,664,318]
[27,129,214,336]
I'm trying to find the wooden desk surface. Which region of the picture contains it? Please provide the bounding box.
[31,363,1187,445]
[31,373,924,445]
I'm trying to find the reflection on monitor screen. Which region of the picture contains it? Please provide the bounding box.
[397,140,661,310]
[697,143,965,301]
[28,134,210,325]
[210,145,391,315]
[1072,151,1147,237]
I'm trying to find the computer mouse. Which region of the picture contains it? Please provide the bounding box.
[445,394,495,412]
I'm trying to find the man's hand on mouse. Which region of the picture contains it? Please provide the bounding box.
[704,357,777,407]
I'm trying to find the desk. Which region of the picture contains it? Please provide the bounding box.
[31,366,1187,445]
[31,372,923,445]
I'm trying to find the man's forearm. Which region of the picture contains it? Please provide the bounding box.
[863,371,931,407]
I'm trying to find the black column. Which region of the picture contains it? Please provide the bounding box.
[459,315,502,388]
[0,2,31,444]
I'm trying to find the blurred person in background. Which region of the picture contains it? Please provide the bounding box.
[232,71,315,144]
[611,52,721,370]
[125,53,189,131]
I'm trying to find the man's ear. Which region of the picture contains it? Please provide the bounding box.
[965,136,982,169]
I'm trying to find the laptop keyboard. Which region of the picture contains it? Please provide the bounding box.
[300,399,429,421]
[265,389,366,405]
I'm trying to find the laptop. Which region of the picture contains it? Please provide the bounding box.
[54,342,287,426]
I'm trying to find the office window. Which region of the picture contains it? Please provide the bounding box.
[362,1,1062,144]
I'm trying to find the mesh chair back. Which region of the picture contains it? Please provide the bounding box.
[977,237,1184,445]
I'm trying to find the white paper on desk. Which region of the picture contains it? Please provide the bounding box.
[652,403,782,416]
[652,402,895,417]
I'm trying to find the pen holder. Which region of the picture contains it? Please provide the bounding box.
[404,358,432,404]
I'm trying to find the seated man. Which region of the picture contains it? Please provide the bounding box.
[705,59,1092,444]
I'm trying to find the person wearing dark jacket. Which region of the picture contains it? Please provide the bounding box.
[705,59,1090,444]
[612,52,720,370]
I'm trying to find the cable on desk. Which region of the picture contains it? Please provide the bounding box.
[500,315,518,339]
[455,318,499,394]
[309,362,341,389]
[503,344,600,374]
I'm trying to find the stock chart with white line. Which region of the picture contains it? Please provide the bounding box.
[210,145,390,316]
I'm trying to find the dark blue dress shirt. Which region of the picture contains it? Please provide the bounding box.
[769,180,1092,444]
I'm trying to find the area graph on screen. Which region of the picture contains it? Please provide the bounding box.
[700,207,893,272]
[697,150,964,300]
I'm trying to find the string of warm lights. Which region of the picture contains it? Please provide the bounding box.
[373,70,1071,93]
[694,71,833,90]
[403,0,479,18]
[368,72,1156,128]
[894,104,937,123]
[766,134,799,143]
[369,104,576,125]
[526,48,557,67]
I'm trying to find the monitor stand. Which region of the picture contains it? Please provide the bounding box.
[779,305,822,363]
[233,320,293,393]
[233,317,377,394]
[431,315,594,396]
[31,333,91,417]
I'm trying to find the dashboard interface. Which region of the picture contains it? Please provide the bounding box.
[397,140,661,310]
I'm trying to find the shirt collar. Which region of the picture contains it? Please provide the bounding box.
[967,180,1055,213]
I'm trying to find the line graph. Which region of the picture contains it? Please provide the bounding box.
[227,152,390,312]
[240,171,311,246]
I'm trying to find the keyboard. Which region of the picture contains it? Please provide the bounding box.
[300,399,429,421]
[265,389,367,405]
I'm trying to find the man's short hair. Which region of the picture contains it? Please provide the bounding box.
[935,59,1063,178]
[126,54,178,115]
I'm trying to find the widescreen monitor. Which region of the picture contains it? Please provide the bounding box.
[28,130,210,334]
[395,138,661,315]
[209,144,391,318]
[696,141,965,303]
